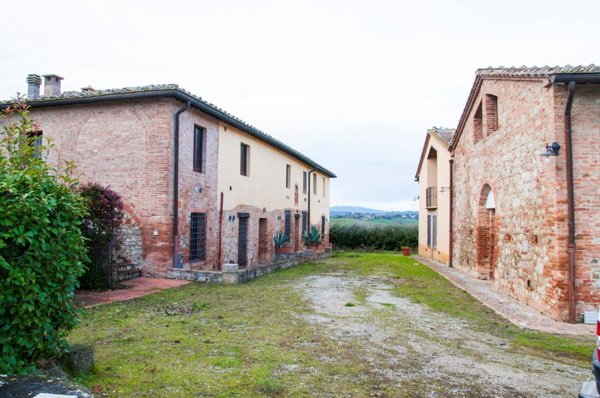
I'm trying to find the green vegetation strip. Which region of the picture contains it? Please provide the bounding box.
[69,252,592,397]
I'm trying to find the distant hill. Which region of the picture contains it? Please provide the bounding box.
[330,205,386,214]
[330,206,418,218]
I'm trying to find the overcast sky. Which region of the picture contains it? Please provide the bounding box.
[1,0,597,211]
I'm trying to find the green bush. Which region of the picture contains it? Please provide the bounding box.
[0,100,87,374]
[329,224,418,251]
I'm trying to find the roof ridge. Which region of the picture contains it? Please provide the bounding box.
[476,64,599,77]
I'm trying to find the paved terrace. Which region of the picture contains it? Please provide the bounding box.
[416,256,595,336]
[76,277,190,308]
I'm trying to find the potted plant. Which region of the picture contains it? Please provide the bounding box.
[402,246,412,256]
[274,230,292,253]
[303,225,323,253]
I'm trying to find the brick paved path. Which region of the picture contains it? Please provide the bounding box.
[76,277,190,308]
[416,256,595,336]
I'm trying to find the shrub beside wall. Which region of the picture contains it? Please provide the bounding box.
[0,101,87,374]
[330,224,418,251]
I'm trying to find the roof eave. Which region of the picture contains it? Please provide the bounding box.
[3,89,336,178]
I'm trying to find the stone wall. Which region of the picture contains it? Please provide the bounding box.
[166,248,332,283]
[114,209,143,280]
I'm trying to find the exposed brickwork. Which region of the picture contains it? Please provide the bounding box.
[17,94,332,281]
[453,79,600,321]
[27,99,175,277]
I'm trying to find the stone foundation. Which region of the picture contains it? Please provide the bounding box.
[165,248,331,284]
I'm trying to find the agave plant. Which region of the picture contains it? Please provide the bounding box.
[303,225,322,245]
[273,230,290,248]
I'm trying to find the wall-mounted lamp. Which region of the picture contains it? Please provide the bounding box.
[440,186,451,193]
[263,207,267,213]
[540,142,560,157]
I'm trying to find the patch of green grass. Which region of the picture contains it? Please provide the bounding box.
[256,377,285,395]
[344,302,356,307]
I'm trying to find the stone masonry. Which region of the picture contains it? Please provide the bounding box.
[452,70,600,322]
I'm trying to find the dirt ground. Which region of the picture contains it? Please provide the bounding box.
[296,271,588,398]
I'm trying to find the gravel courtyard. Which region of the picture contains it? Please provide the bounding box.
[69,252,592,397]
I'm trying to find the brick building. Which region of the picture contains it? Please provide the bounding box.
[2,74,335,281]
[449,65,600,322]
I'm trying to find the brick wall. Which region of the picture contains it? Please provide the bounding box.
[27,99,175,277]
[453,78,566,320]
[555,84,600,317]
[453,79,600,321]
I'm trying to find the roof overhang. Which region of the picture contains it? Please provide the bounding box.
[450,72,600,152]
[1,88,337,178]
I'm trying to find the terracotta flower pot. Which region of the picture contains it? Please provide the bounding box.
[402,247,412,256]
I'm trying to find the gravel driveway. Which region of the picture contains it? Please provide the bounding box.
[297,271,588,398]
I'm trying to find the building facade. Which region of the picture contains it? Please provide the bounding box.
[415,128,455,264]
[450,66,600,322]
[4,74,335,281]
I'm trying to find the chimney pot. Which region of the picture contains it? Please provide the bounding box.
[26,74,42,99]
[43,74,64,97]
[81,85,95,93]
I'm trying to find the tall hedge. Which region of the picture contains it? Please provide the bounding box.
[0,100,87,374]
[329,224,418,251]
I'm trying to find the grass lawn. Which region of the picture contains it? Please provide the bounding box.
[69,252,592,397]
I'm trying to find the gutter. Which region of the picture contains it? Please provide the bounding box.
[449,158,454,268]
[173,101,190,269]
[564,81,577,323]
[13,89,336,178]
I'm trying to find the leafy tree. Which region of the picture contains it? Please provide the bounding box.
[0,99,87,374]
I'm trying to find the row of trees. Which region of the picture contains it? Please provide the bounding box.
[0,100,123,374]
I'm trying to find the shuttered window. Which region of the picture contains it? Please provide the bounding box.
[302,211,308,234]
[427,214,437,249]
[303,172,307,194]
[190,212,207,262]
[286,164,291,188]
[193,126,205,172]
[321,216,326,237]
[284,210,291,236]
[240,143,249,176]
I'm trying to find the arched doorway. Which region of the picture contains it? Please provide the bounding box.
[476,184,498,280]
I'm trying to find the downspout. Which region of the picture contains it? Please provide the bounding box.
[307,168,317,227]
[564,81,577,323]
[173,101,191,269]
[217,192,224,270]
[448,158,454,268]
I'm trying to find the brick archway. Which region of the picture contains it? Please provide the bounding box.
[476,184,498,280]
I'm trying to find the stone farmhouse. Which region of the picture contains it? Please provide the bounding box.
[3,74,335,282]
[418,65,600,322]
[415,128,455,264]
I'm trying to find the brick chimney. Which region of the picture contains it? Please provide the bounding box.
[43,74,63,97]
[26,74,42,99]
